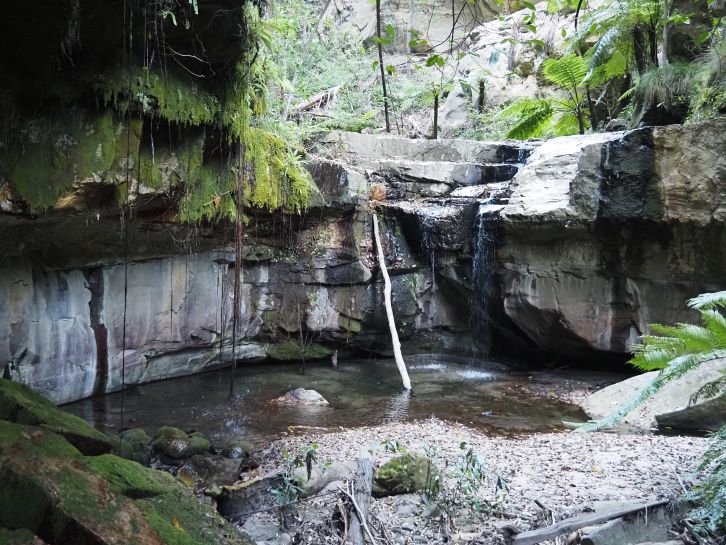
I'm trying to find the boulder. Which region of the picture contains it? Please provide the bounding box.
[220,437,255,460]
[0,379,112,455]
[114,428,153,465]
[151,427,211,460]
[499,120,726,359]
[580,358,726,431]
[0,419,252,545]
[272,388,329,406]
[373,453,439,497]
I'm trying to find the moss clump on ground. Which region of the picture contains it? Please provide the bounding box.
[266,340,333,361]
[373,453,439,497]
[0,379,112,455]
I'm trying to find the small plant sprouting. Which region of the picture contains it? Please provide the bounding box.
[271,443,320,506]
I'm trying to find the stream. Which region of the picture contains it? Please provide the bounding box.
[64,355,613,447]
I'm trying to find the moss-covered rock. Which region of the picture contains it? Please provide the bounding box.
[0,421,253,545]
[113,428,153,465]
[266,340,333,361]
[0,528,48,545]
[220,438,254,460]
[373,453,439,497]
[0,379,112,455]
[152,427,210,460]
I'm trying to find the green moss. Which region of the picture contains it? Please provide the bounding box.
[1,111,140,210]
[0,528,43,545]
[338,316,362,333]
[85,454,178,498]
[98,66,219,127]
[0,421,81,460]
[266,340,333,361]
[373,453,439,497]
[0,379,111,455]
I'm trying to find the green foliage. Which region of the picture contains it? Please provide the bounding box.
[578,292,726,432]
[499,98,555,139]
[686,426,726,537]
[271,443,319,505]
[424,442,508,518]
[498,55,590,139]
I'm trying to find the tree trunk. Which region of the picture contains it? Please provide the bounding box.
[376,0,391,132]
[348,450,375,545]
[432,92,439,139]
[316,0,335,37]
[372,213,411,390]
[661,0,670,66]
[230,145,245,398]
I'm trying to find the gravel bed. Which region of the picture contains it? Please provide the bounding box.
[247,418,707,545]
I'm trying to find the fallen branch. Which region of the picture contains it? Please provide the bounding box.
[509,499,669,545]
[343,449,377,545]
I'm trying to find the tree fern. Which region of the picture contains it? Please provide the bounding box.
[499,98,554,140]
[578,291,726,432]
[543,55,589,97]
[686,425,726,536]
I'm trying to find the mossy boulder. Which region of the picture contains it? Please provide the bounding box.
[0,528,48,545]
[0,379,112,455]
[220,438,254,460]
[152,427,210,460]
[0,421,253,545]
[373,453,439,497]
[266,340,333,361]
[113,428,153,465]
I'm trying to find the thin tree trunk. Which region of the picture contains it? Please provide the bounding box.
[230,144,245,398]
[661,0,670,66]
[348,450,375,545]
[372,213,411,390]
[316,0,335,37]
[432,92,439,139]
[376,0,391,132]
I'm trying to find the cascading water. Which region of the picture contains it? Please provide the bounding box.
[471,203,498,357]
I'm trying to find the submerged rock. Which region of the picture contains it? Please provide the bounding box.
[373,453,439,497]
[273,388,329,406]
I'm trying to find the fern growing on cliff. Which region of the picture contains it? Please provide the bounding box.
[579,291,726,432]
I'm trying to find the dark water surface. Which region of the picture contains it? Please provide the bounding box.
[64,355,592,447]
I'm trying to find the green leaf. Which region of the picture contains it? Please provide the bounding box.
[386,64,396,76]
[425,54,445,68]
[542,54,588,92]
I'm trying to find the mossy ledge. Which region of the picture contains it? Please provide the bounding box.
[0,379,253,545]
[0,0,317,219]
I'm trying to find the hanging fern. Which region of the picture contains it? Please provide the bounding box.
[578,291,726,432]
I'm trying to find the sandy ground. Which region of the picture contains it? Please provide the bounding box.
[243,418,707,545]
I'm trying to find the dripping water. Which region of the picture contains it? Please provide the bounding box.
[472,203,498,357]
[419,205,441,292]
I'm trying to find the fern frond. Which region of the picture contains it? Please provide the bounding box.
[577,349,726,432]
[543,55,589,93]
[689,291,726,310]
[499,99,554,140]
[586,26,622,79]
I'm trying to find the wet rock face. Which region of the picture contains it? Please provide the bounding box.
[500,119,726,358]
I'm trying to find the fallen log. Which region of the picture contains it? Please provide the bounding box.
[509,499,670,545]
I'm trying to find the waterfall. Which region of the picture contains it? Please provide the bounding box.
[472,203,498,357]
[419,206,440,292]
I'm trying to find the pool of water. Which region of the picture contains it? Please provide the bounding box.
[64,354,590,447]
